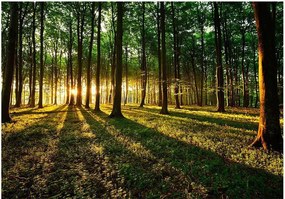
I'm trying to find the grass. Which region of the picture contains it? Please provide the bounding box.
[2,104,283,198]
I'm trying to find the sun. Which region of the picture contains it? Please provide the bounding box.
[71,89,77,96]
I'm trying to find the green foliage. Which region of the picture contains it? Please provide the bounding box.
[2,105,283,198]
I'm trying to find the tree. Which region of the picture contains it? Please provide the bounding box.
[214,2,225,112]
[76,4,86,106]
[109,2,124,118]
[38,2,45,108]
[250,3,282,151]
[139,2,147,108]
[68,17,75,106]
[85,2,95,108]
[30,3,37,107]
[171,2,180,109]
[156,3,162,107]
[2,3,18,123]
[95,2,102,112]
[160,2,169,115]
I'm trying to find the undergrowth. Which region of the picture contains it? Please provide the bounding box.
[2,104,283,198]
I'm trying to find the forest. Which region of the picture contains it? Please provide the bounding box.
[1,2,283,198]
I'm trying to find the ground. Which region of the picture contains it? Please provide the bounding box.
[2,104,283,198]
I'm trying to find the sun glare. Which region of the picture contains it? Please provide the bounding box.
[71,89,77,96]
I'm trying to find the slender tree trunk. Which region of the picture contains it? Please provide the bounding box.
[160,2,169,114]
[157,4,162,107]
[86,3,95,108]
[15,3,24,107]
[76,5,85,106]
[171,2,180,109]
[241,29,249,107]
[140,2,147,107]
[28,39,33,105]
[124,45,128,105]
[54,42,58,105]
[250,2,282,151]
[95,2,102,111]
[110,2,124,118]
[214,2,225,112]
[30,3,36,107]
[253,40,258,108]
[38,2,44,108]
[2,3,18,123]
[69,19,75,106]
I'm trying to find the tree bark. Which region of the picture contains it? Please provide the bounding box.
[157,3,162,107]
[160,2,169,115]
[109,2,124,118]
[2,3,18,123]
[95,2,102,111]
[30,3,37,107]
[38,2,44,108]
[76,4,85,106]
[250,3,282,151]
[85,3,95,108]
[69,18,75,106]
[139,2,147,107]
[214,2,225,112]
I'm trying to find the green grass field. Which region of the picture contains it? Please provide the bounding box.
[2,105,283,198]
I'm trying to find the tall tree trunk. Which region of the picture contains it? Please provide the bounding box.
[86,3,95,108]
[95,2,102,111]
[110,2,124,117]
[109,3,116,104]
[2,3,18,123]
[76,5,85,106]
[30,3,37,107]
[214,2,225,112]
[28,39,33,105]
[15,3,25,107]
[54,41,58,105]
[157,4,162,107]
[241,29,249,107]
[253,39,258,108]
[250,3,282,151]
[139,2,147,107]
[124,45,128,105]
[160,2,169,114]
[171,2,180,109]
[69,19,75,106]
[38,2,44,108]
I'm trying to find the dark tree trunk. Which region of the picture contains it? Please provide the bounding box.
[241,28,249,107]
[30,3,37,107]
[109,3,116,104]
[95,2,102,112]
[124,45,128,105]
[160,2,169,115]
[139,2,147,107]
[157,3,162,107]
[38,2,44,108]
[69,19,75,106]
[190,51,199,106]
[2,3,18,123]
[171,2,180,109]
[15,3,26,107]
[86,3,95,108]
[50,57,54,104]
[76,5,85,106]
[214,2,225,112]
[250,3,282,151]
[110,2,124,118]
[28,39,33,105]
[54,41,58,105]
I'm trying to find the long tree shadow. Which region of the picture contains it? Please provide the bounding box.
[45,106,129,198]
[132,106,259,132]
[83,108,282,198]
[2,105,67,198]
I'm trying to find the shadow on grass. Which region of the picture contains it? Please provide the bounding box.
[2,105,67,198]
[81,108,282,198]
[133,106,258,132]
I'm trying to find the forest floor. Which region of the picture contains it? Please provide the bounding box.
[2,104,283,198]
